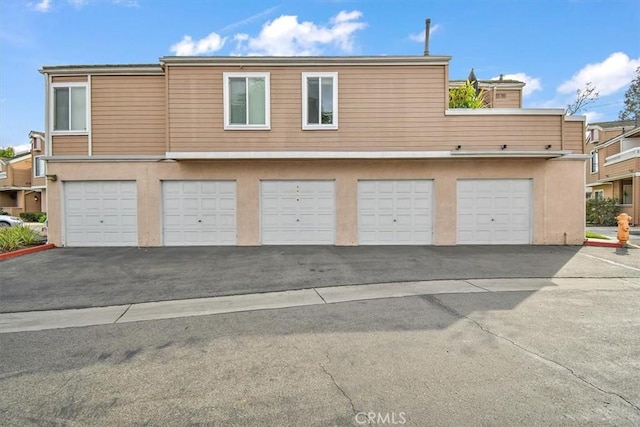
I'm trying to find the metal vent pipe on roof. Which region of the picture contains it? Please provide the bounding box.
[424,19,431,56]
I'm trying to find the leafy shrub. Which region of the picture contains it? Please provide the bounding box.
[19,212,46,222]
[449,80,486,109]
[38,213,47,223]
[586,198,621,226]
[0,226,42,252]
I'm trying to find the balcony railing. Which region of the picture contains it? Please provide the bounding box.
[605,147,640,166]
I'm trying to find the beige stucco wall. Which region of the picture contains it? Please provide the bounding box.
[46,158,586,247]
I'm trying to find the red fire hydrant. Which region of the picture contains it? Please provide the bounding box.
[616,213,632,245]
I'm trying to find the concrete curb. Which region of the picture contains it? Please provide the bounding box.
[0,243,55,261]
[2,277,639,334]
[584,238,622,248]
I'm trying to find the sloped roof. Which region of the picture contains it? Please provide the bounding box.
[588,119,638,129]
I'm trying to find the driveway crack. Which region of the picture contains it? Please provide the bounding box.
[423,294,640,413]
[113,304,132,323]
[320,349,357,416]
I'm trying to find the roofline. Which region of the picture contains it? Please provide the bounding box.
[39,64,163,75]
[449,80,525,88]
[594,126,640,151]
[159,55,452,66]
[2,152,32,164]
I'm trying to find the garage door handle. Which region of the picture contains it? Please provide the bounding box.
[393,219,397,222]
[99,220,104,223]
[198,220,202,223]
[491,218,495,222]
[296,219,300,222]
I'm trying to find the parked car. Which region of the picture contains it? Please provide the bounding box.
[0,214,24,227]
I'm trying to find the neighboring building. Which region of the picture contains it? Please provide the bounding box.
[586,120,640,223]
[450,72,525,109]
[0,131,47,216]
[40,51,586,247]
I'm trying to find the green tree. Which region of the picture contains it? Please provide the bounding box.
[0,147,15,158]
[449,80,486,109]
[565,82,599,115]
[618,66,640,123]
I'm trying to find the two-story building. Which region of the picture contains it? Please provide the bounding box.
[0,131,47,216]
[586,120,640,223]
[39,52,586,247]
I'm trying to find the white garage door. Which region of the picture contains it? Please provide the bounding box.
[162,181,236,246]
[64,181,137,247]
[358,180,433,245]
[457,179,532,244]
[261,180,335,244]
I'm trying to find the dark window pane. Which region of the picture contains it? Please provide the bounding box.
[229,78,247,124]
[307,77,319,124]
[54,88,70,131]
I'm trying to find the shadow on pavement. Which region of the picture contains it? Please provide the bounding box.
[0,245,589,313]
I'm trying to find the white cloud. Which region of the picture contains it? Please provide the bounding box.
[584,111,603,123]
[492,73,542,97]
[220,6,280,33]
[170,32,227,56]
[408,24,440,42]
[31,0,52,12]
[234,10,367,56]
[558,52,640,96]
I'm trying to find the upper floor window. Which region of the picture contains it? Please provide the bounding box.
[590,150,598,174]
[302,72,338,130]
[52,84,88,132]
[34,156,45,178]
[223,72,270,130]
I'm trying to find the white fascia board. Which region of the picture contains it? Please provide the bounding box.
[564,115,586,122]
[166,151,454,160]
[450,150,571,158]
[445,108,565,116]
[551,154,591,161]
[44,155,165,162]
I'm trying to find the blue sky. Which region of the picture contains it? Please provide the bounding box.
[1,0,639,151]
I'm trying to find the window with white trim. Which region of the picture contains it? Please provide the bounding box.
[52,83,88,132]
[34,156,45,178]
[302,72,338,130]
[590,150,598,173]
[223,72,270,129]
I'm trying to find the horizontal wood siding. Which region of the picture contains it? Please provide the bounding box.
[605,142,620,157]
[33,175,46,187]
[52,135,88,155]
[166,65,574,153]
[492,89,521,108]
[444,115,563,151]
[564,120,584,153]
[602,158,638,178]
[168,65,447,152]
[52,76,88,83]
[91,75,166,155]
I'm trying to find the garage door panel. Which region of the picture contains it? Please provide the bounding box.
[162,181,237,246]
[457,179,532,245]
[64,181,138,247]
[261,180,335,244]
[358,180,433,245]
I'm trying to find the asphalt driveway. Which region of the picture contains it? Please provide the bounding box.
[1,245,638,313]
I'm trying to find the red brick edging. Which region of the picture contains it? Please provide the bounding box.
[583,240,623,248]
[0,243,56,260]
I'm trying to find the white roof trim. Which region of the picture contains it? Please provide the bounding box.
[166,151,455,160]
[450,150,571,158]
[564,115,586,122]
[445,108,565,116]
[45,155,165,162]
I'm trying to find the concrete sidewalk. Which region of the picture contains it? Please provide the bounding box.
[2,277,639,334]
